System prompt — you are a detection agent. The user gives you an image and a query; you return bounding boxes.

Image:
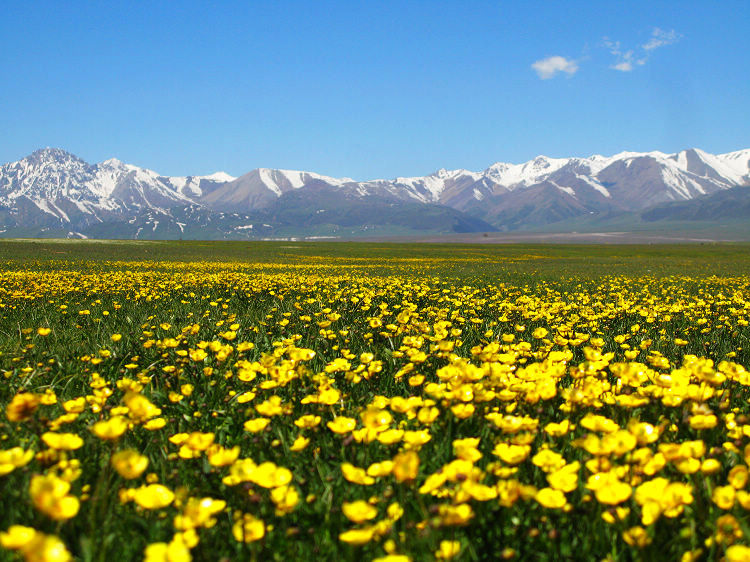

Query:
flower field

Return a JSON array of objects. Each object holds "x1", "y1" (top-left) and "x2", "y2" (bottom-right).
[{"x1": 1, "y1": 241, "x2": 750, "y2": 561}]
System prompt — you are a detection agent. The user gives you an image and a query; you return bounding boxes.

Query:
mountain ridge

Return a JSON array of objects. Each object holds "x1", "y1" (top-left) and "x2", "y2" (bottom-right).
[{"x1": 0, "y1": 147, "x2": 748, "y2": 238}]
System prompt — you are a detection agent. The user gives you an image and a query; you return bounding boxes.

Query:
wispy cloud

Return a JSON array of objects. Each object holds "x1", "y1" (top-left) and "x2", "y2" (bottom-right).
[
  {"x1": 531, "y1": 56, "x2": 579, "y2": 79},
  {"x1": 603, "y1": 39, "x2": 646, "y2": 72},
  {"x1": 643, "y1": 28, "x2": 681, "y2": 51},
  {"x1": 603, "y1": 28, "x2": 681, "y2": 72}
]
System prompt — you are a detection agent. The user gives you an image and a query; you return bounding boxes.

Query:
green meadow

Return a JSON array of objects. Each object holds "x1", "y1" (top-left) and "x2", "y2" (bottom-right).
[{"x1": 1, "y1": 240, "x2": 750, "y2": 561}]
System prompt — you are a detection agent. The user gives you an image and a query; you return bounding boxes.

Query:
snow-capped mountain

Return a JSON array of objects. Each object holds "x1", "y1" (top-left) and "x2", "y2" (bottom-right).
[
  {"x1": 197, "y1": 147, "x2": 749, "y2": 216},
  {"x1": 201, "y1": 168, "x2": 353, "y2": 211},
  {"x1": 0, "y1": 146, "x2": 748, "y2": 237},
  {"x1": 0, "y1": 148, "x2": 234, "y2": 227}
]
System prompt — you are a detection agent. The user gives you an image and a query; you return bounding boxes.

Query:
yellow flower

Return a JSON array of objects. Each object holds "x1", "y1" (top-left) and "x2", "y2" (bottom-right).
[
  {"x1": 220, "y1": 330, "x2": 236, "y2": 341},
  {"x1": 222, "y1": 458, "x2": 258, "y2": 486},
  {"x1": 451, "y1": 403, "x2": 475, "y2": 419},
  {"x1": 403, "y1": 430, "x2": 432, "y2": 447},
  {"x1": 189, "y1": 349, "x2": 208, "y2": 362},
  {"x1": 367, "y1": 461, "x2": 394, "y2": 478},
  {"x1": 689, "y1": 414, "x2": 717, "y2": 430},
  {"x1": 604, "y1": 430, "x2": 637, "y2": 456},
  {"x1": 729, "y1": 465, "x2": 749, "y2": 489},
  {"x1": 6, "y1": 392, "x2": 39, "y2": 422},
  {"x1": 30, "y1": 474, "x2": 80, "y2": 520},
  {"x1": 341, "y1": 463, "x2": 375, "y2": 486},
  {"x1": 0, "y1": 447, "x2": 34, "y2": 476},
  {"x1": 0, "y1": 525, "x2": 37, "y2": 550},
  {"x1": 462, "y1": 481, "x2": 498, "y2": 501},
  {"x1": 387, "y1": 501, "x2": 404, "y2": 520},
  {"x1": 713, "y1": 485, "x2": 736, "y2": 510},
  {"x1": 342, "y1": 500, "x2": 377, "y2": 523},
  {"x1": 111, "y1": 449, "x2": 149, "y2": 479},
  {"x1": 535, "y1": 488, "x2": 566, "y2": 509},
  {"x1": 41, "y1": 432, "x2": 84, "y2": 451},
  {"x1": 492, "y1": 443, "x2": 531, "y2": 465},
  {"x1": 289, "y1": 435, "x2": 310, "y2": 452},
  {"x1": 133, "y1": 484, "x2": 175, "y2": 509},
  {"x1": 63, "y1": 397, "x2": 86, "y2": 413},
  {"x1": 392, "y1": 450, "x2": 419, "y2": 483},
  {"x1": 727, "y1": 545, "x2": 750, "y2": 562},
  {"x1": 737, "y1": 490, "x2": 750, "y2": 509},
  {"x1": 207, "y1": 445, "x2": 240, "y2": 467},
  {"x1": 361, "y1": 408, "x2": 392, "y2": 430},
  {"x1": 317, "y1": 388, "x2": 341, "y2": 405},
  {"x1": 436, "y1": 540, "x2": 462, "y2": 559},
  {"x1": 546, "y1": 462, "x2": 580, "y2": 493},
  {"x1": 419, "y1": 472, "x2": 448, "y2": 495},
  {"x1": 327, "y1": 416, "x2": 357, "y2": 434},
  {"x1": 243, "y1": 418, "x2": 270, "y2": 433},
  {"x1": 338, "y1": 527, "x2": 375, "y2": 545},
  {"x1": 532, "y1": 449, "x2": 566, "y2": 472},
  {"x1": 0, "y1": 526, "x2": 71, "y2": 562},
  {"x1": 185, "y1": 432, "x2": 215, "y2": 451},
  {"x1": 270, "y1": 484, "x2": 299, "y2": 515},
  {"x1": 232, "y1": 513, "x2": 265, "y2": 542},
  {"x1": 377, "y1": 429, "x2": 404, "y2": 445},
  {"x1": 37, "y1": 327, "x2": 52, "y2": 336},
  {"x1": 91, "y1": 416, "x2": 129, "y2": 440},
  {"x1": 124, "y1": 392, "x2": 161, "y2": 422},
  {"x1": 294, "y1": 414, "x2": 321, "y2": 429},
  {"x1": 700, "y1": 458, "x2": 721, "y2": 474},
  {"x1": 143, "y1": 418, "x2": 167, "y2": 430},
  {"x1": 594, "y1": 479, "x2": 631, "y2": 505},
  {"x1": 622, "y1": 526, "x2": 651, "y2": 548},
  {"x1": 544, "y1": 420, "x2": 570, "y2": 437},
  {"x1": 635, "y1": 478, "x2": 693, "y2": 524},
  {"x1": 249, "y1": 462, "x2": 293, "y2": 488},
  {"x1": 438, "y1": 503, "x2": 474, "y2": 525},
  {"x1": 144, "y1": 535, "x2": 192, "y2": 562},
  {"x1": 580, "y1": 414, "x2": 619, "y2": 433},
  {"x1": 174, "y1": 497, "x2": 226, "y2": 530},
  {"x1": 236, "y1": 391, "x2": 255, "y2": 404},
  {"x1": 255, "y1": 396, "x2": 284, "y2": 417}
]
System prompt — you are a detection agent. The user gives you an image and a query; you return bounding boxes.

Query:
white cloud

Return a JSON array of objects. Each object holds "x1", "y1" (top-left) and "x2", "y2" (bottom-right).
[
  {"x1": 643, "y1": 28, "x2": 681, "y2": 51},
  {"x1": 603, "y1": 39, "x2": 621, "y2": 55},
  {"x1": 612, "y1": 61, "x2": 633, "y2": 72},
  {"x1": 606, "y1": 48, "x2": 646, "y2": 72},
  {"x1": 603, "y1": 28, "x2": 679, "y2": 72},
  {"x1": 531, "y1": 56, "x2": 579, "y2": 79}
]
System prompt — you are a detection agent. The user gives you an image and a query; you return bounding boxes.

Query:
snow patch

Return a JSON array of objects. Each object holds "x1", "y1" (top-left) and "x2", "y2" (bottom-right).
[
  {"x1": 485, "y1": 156, "x2": 569, "y2": 188},
  {"x1": 576, "y1": 175, "x2": 610, "y2": 198},
  {"x1": 548, "y1": 180, "x2": 575, "y2": 197}
]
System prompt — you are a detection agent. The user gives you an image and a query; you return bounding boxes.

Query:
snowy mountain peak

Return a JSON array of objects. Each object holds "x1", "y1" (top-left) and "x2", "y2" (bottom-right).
[
  {"x1": 28, "y1": 147, "x2": 82, "y2": 162},
  {"x1": 531, "y1": 155, "x2": 552, "y2": 165},
  {"x1": 716, "y1": 149, "x2": 750, "y2": 179},
  {"x1": 204, "y1": 172, "x2": 235, "y2": 183},
  {"x1": 0, "y1": 146, "x2": 748, "y2": 237}
]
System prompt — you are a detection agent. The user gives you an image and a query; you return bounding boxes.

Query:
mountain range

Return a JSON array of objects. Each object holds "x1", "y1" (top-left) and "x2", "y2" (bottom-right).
[{"x1": 0, "y1": 147, "x2": 748, "y2": 239}]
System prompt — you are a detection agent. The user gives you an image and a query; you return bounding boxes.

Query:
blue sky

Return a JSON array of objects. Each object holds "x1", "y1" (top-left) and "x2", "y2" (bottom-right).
[{"x1": 1, "y1": 1, "x2": 748, "y2": 179}]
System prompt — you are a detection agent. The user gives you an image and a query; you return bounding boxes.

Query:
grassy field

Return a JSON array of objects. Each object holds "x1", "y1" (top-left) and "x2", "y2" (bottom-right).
[{"x1": 1, "y1": 239, "x2": 750, "y2": 561}]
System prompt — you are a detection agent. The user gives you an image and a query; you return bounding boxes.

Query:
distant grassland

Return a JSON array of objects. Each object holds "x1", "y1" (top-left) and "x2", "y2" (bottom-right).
[
  {"x1": 2, "y1": 239, "x2": 750, "y2": 278},
  {"x1": 1, "y1": 240, "x2": 750, "y2": 561}
]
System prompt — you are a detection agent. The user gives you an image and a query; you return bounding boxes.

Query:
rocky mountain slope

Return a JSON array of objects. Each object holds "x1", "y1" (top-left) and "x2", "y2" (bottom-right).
[{"x1": 0, "y1": 147, "x2": 747, "y2": 238}]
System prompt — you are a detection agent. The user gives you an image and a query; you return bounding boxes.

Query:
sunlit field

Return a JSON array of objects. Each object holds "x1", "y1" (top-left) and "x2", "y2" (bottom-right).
[{"x1": 2, "y1": 240, "x2": 750, "y2": 561}]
